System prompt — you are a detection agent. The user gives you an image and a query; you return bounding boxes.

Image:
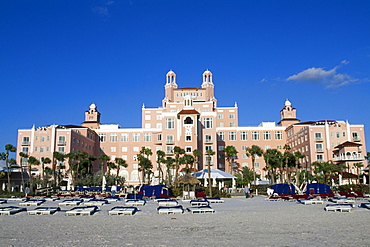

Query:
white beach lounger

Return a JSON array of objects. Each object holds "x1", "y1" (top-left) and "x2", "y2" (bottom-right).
[
  {"x1": 187, "y1": 206, "x2": 215, "y2": 214},
  {"x1": 330, "y1": 199, "x2": 356, "y2": 204},
  {"x1": 157, "y1": 206, "x2": 184, "y2": 214},
  {"x1": 59, "y1": 200, "x2": 82, "y2": 206},
  {"x1": 108, "y1": 206, "x2": 138, "y2": 215},
  {"x1": 0, "y1": 199, "x2": 7, "y2": 204},
  {"x1": 7, "y1": 197, "x2": 28, "y2": 202},
  {"x1": 27, "y1": 207, "x2": 61, "y2": 215},
  {"x1": 19, "y1": 200, "x2": 44, "y2": 206},
  {"x1": 298, "y1": 199, "x2": 324, "y2": 205},
  {"x1": 157, "y1": 200, "x2": 178, "y2": 207},
  {"x1": 66, "y1": 206, "x2": 97, "y2": 216},
  {"x1": 206, "y1": 198, "x2": 224, "y2": 203},
  {"x1": 125, "y1": 199, "x2": 146, "y2": 206},
  {"x1": 105, "y1": 197, "x2": 120, "y2": 202},
  {"x1": 0, "y1": 206, "x2": 26, "y2": 215},
  {"x1": 190, "y1": 200, "x2": 209, "y2": 206},
  {"x1": 84, "y1": 200, "x2": 108, "y2": 206},
  {"x1": 325, "y1": 204, "x2": 353, "y2": 212},
  {"x1": 44, "y1": 197, "x2": 60, "y2": 201}
]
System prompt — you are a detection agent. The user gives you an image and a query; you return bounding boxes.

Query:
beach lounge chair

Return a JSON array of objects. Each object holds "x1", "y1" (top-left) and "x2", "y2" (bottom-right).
[
  {"x1": 297, "y1": 199, "x2": 324, "y2": 205},
  {"x1": 0, "y1": 199, "x2": 7, "y2": 204},
  {"x1": 66, "y1": 206, "x2": 98, "y2": 216},
  {"x1": 157, "y1": 205, "x2": 184, "y2": 214},
  {"x1": 205, "y1": 197, "x2": 224, "y2": 203},
  {"x1": 325, "y1": 204, "x2": 354, "y2": 212},
  {"x1": 7, "y1": 197, "x2": 28, "y2": 202},
  {"x1": 187, "y1": 205, "x2": 215, "y2": 214},
  {"x1": 125, "y1": 199, "x2": 146, "y2": 206},
  {"x1": 84, "y1": 199, "x2": 108, "y2": 206},
  {"x1": 19, "y1": 199, "x2": 45, "y2": 206},
  {"x1": 0, "y1": 206, "x2": 27, "y2": 215},
  {"x1": 105, "y1": 196, "x2": 120, "y2": 202},
  {"x1": 27, "y1": 207, "x2": 61, "y2": 215},
  {"x1": 59, "y1": 199, "x2": 82, "y2": 206},
  {"x1": 190, "y1": 199, "x2": 209, "y2": 206},
  {"x1": 358, "y1": 203, "x2": 370, "y2": 209},
  {"x1": 157, "y1": 199, "x2": 178, "y2": 207},
  {"x1": 80, "y1": 196, "x2": 95, "y2": 202},
  {"x1": 108, "y1": 206, "x2": 138, "y2": 215},
  {"x1": 44, "y1": 196, "x2": 60, "y2": 201},
  {"x1": 328, "y1": 198, "x2": 355, "y2": 204}
]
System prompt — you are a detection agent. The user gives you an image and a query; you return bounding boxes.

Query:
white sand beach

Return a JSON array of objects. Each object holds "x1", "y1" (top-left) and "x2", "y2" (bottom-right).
[{"x1": 0, "y1": 196, "x2": 369, "y2": 246}]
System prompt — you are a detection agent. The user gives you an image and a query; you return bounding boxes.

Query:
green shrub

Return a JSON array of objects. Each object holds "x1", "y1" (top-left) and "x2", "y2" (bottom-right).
[
  {"x1": 250, "y1": 184, "x2": 271, "y2": 195},
  {"x1": 338, "y1": 184, "x2": 370, "y2": 194}
]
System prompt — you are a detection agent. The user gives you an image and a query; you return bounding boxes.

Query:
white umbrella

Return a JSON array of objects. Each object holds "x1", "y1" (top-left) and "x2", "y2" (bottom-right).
[{"x1": 102, "y1": 175, "x2": 106, "y2": 191}]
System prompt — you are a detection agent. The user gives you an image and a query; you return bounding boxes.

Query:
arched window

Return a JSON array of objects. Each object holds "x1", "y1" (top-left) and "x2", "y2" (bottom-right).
[{"x1": 184, "y1": 117, "x2": 193, "y2": 125}]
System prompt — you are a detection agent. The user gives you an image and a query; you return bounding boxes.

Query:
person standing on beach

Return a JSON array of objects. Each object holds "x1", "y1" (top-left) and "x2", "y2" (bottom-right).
[
  {"x1": 244, "y1": 186, "x2": 250, "y2": 198},
  {"x1": 111, "y1": 185, "x2": 117, "y2": 197}
]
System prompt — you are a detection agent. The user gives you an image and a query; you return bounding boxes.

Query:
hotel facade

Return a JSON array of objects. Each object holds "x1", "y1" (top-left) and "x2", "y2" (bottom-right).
[{"x1": 16, "y1": 70, "x2": 367, "y2": 185}]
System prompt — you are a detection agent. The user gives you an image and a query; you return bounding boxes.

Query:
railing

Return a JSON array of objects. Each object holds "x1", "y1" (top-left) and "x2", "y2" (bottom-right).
[
  {"x1": 332, "y1": 155, "x2": 364, "y2": 162},
  {"x1": 315, "y1": 137, "x2": 323, "y2": 141},
  {"x1": 352, "y1": 137, "x2": 361, "y2": 142},
  {"x1": 166, "y1": 140, "x2": 174, "y2": 144},
  {"x1": 316, "y1": 148, "x2": 324, "y2": 153},
  {"x1": 58, "y1": 141, "x2": 66, "y2": 145},
  {"x1": 204, "y1": 139, "x2": 213, "y2": 144},
  {"x1": 21, "y1": 141, "x2": 30, "y2": 145}
]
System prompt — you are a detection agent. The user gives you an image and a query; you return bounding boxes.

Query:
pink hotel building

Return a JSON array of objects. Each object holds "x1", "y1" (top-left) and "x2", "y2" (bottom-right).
[{"x1": 16, "y1": 70, "x2": 367, "y2": 185}]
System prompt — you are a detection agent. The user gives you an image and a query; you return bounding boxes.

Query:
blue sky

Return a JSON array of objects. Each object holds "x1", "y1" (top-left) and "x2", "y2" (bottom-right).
[{"x1": 1, "y1": 0, "x2": 370, "y2": 158}]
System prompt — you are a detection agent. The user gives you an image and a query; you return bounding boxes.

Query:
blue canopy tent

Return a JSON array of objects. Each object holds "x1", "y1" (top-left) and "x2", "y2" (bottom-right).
[
  {"x1": 140, "y1": 185, "x2": 171, "y2": 198},
  {"x1": 305, "y1": 183, "x2": 330, "y2": 194},
  {"x1": 270, "y1": 183, "x2": 295, "y2": 195}
]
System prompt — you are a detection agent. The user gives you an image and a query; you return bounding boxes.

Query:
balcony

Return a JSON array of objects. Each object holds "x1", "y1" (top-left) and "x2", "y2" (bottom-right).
[
  {"x1": 166, "y1": 140, "x2": 174, "y2": 145},
  {"x1": 332, "y1": 154, "x2": 364, "y2": 162},
  {"x1": 57, "y1": 141, "x2": 66, "y2": 145},
  {"x1": 204, "y1": 139, "x2": 213, "y2": 144},
  {"x1": 21, "y1": 141, "x2": 30, "y2": 146},
  {"x1": 316, "y1": 148, "x2": 324, "y2": 153},
  {"x1": 352, "y1": 137, "x2": 361, "y2": 142},
  {"x1": 315, "y1": 137, "x2": 323, "y2": 142}
]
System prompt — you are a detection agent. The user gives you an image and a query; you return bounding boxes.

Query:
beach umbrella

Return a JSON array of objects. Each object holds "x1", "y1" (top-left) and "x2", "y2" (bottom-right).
[{"x1": 102, "y1": 175, "x2": 106, "y2": 191}]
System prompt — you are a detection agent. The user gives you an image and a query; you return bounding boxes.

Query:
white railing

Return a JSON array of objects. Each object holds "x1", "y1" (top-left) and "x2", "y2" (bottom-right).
[
  {"x1": 332, "y1": 155, "x2": 364, "y2": 162},
  {"x1": 315, "y1": 137, "x2": 323, "y2": 141}
]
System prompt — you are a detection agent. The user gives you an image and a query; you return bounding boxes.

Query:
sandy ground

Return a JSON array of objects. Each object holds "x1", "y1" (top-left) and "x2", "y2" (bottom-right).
[{"x1": 0, "y1": 196, "x2": 369, "y2": 247}]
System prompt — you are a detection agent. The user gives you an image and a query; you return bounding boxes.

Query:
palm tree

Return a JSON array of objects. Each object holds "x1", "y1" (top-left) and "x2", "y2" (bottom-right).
[
  {"x1": 156, "y1": 150, "x2": 166, "y2": 184},
  {"x1": 27, "y1": 156, "x2": 40, "y2": 194},
  {"x1": 293, "y1": 151, "x2": 305, "y2": 186},
  {"x1": 98, "y1": 154, "x2": 110, "y2": 172},
  {"x1": 263, "y1": 149, "x2": 282, "y2": 184},
  {"x1": 245, "y1": 145, "x2": 264, "y2": 186},
  {"x1": 181, "y1": 154, "x2": 195, "y2": 174},
  {"x1": 192, "y1": 149, "x2": 202, "y2": 173},
  {"x1": 19, "y1": 152, "x2": 29, "y2": 192},
  {"x1": 139, "y1": 147, "x2": 153, "y2": 184},
  {"x1": 223, "y1": 145, "x2": 238, "y2": 174},
  {"x1": 67, "y1": 151, "x2": 89, "y2": 187},
  {"x1": 107, "y1": 161, "x2": 117, "y2": 175},
  {"x1": 53, "y1": 151, "x2": 65, "y2": 186},
  {"x1": 205, "y1": 149, "x2": 215, "y2": 197},
  {"x1": 173, "y1": 146, "x2": 185, "y2": 186},
  {"x1": 40, "y1": 157, "x2": 52, "y2": 180},
  {"x1": 114, "y1": 157, "x2": 127, "y2": 182},
  {"x1": 164, "y1": 157, "x2": 175, "y2": 186},
  {"x1": 3, "y1": 144, "x2": 16, "y2": 192}
]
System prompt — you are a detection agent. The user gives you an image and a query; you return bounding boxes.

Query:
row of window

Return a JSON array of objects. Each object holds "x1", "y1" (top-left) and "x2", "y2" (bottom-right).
[
  {"x1": 99, "y1": 133, "x2": 153, "y2": 143},
  {"x1": 218, "y1": 131, "x2": 283, "y2": 141}
]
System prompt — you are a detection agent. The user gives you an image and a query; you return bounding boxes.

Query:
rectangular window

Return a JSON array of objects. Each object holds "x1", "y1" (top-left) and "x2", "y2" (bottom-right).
[
  {"x1": 132, "y1": 133, "x2": 140, "y2": 142},
  {"x1": 22, "y1": 136, "x2": 30, "y2": 145},
  {"x1": 111, "y1": 147, "x2": 116, "y2": 152},
  {"x1": 229, "y1": 114, "x2": 235, "y2": 119},
  {"x1": 264, "y1": 131, "x2": 271, "y2": 140},
  {"x1": 156, "y1": 123, "x2": 162, "y2": 129},
  {"x1": 315, "y1": 132, "x2": 322, "y2": 141},
  {"x1": 40, "y1": 147, "x2": 44, "y2": 153},
  {"x1": 265, "y1": 145, "x2": 271, "y2": 150},
  {"x1": 316, "y1": 143, "x2": 323, "y2": 152},
  {"x1": 229, "y1": 132, "x2": 236, "y2": 141},
  {"x1": 58, "y1": 146, "x2": 65, "y2": 153},
  {"x1": 218, "y1": 114, "x2": 224, "y2": 119},
  {"x1": 241, "y1": 145, "x2": 248, "y2": 151},
  {"x1": 122, "y1": 155, "x2": 127, "y2": 160},
  {"x1": 242, "y1": 162, "x2": 248, "y2": 167},
  {"x1": 252, "y1": 131, "x2": 260, "y2": 140},
  {"x1": 110, "y1": 133, "x2": 117, "y2": 142},
  {"x1": 242, "y1": 154, "x2": 248, "y2": 159},
  {"x1": 316, "y1": 154, "x2": 323, "y2": 162},
  {"x1": 218, "y1": 122, "x2": 224, "y2": 127},
  {"x1": 185, "y1": 146, "x2": 192, "y2": 153},
  {"x1": 133, "y1": 147, "x2": 139, "y2": 152},
  {"x1": 157, "y1": 134, "x2": 162, "y2": 141},
  {"x1": 41, "y1": 136, "x2": 45, "y2": 142},
  {"x1": 144, "y1": 123, "x2": 151, "y2": 129},
  {"x1": 122, "y1": 147, "x2": 127, "y2": 152},
  {"x1": 205, "y1": 145, "x2": 212, "y2": 151},
  {"x1": 254, "y1": 162, "x2": 260, "y2": 168},
  {"x1": 22, "y1": 147, "x2": 29, "y2": 153},
  {"x1": 121, "y1": 133, "x2": 128, "y2": 142},
  {"x1": 156, "y1": 115, "x2": 163, "y2": 120},
  {"x1": 343, "y1": 132, "x2": 346, "y2": 137},
  {"x1": 144, "y1": 133, "x2": 152, "y2": 142},
  {"x1": 166, "y1": 118, "x2": 175, "y2": 129},
  {"x1": 240, "y1": 131, "x2": 248, "y2": 141},
  {"x1": 230, "y1": 122, "x2": 235, "y2": 127},
  {"x1": 205, "y1": 134, "x2": 212, "y2": 143},
  {"x1": 352, "y1": 132, "x2": 360, "y2": 141},
  {"x1": 218, "y1": 154, "x2": 225, "y2": 159},
  {"x1": 277, "y1": 145, "x2": 282, "y2": 150},
  {"x1": 218, "y1": 146, "x2": 224, "y2": 151},
  {"x1": 275, "y1": 131, "x2": 283, "y2": 140},
  {"x1": 166, "y1": 146, "x2": 174, "y2": 154},
  {"x1": 145, "y1": 115, "x2": 151, "y2": 120},
  {"x1": 58, "y1": 136, "x2": 66, "y2": 145},
  {"x1": 99, "y1": 133, "x2": 106, "y2": 142},
  {"x1": 186, "y1": 135, "x2": 192, "y2": 141},
  {"x1": 218, "y1": 132, "x2": 225, "y2": 141},
  {"x1": 166, "y1": 135, "x2": 174, "y2": 144},
  {"x1": 336, "y1": 132, "x2": 340, "y2": 138},
  {"x1": 203, "y1": 118, "x2": 213, "y2": 129}
]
